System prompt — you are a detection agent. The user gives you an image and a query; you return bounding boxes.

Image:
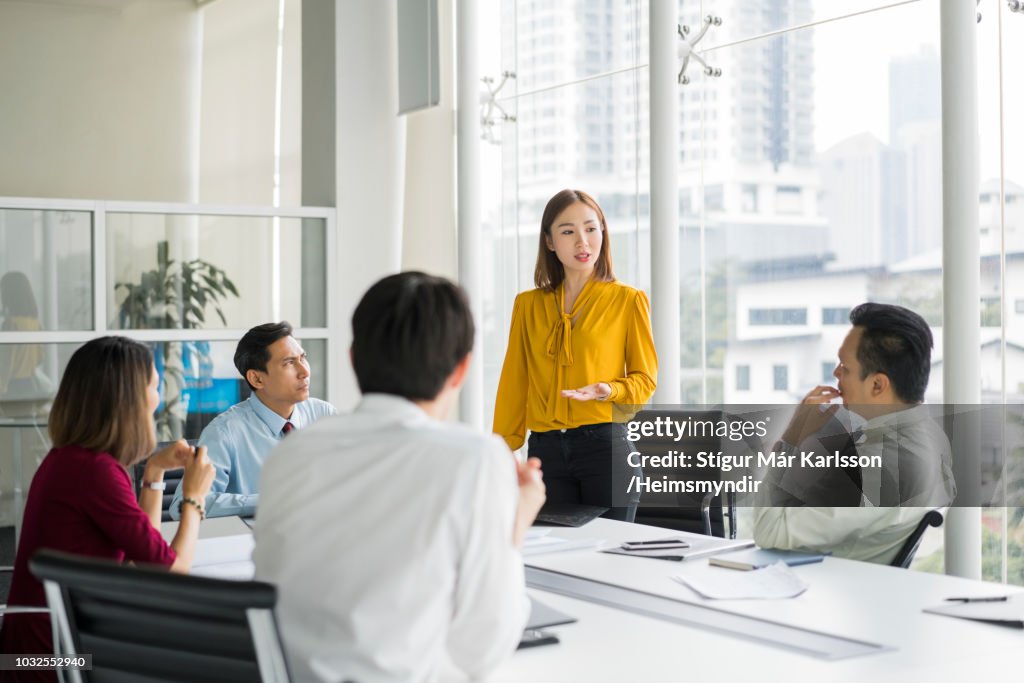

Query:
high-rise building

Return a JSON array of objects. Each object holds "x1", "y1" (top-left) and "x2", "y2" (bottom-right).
[
  {"x1": 889, "y1": 46, "x2": 941, "y2": 146},
  {"x1": 819, "y1": 133, "x2": 888, "y2": 268},
  {"x1": 888, "y1": 47, "x2": 942, "y2": 259},
  {"x1": 509, "y1": 0, "x2": 826, "y2": 265}
]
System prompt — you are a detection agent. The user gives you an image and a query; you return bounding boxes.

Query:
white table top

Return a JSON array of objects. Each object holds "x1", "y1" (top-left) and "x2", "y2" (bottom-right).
[
  {"x1": 172, "y1": 516, "x2": 1023, "y2": 682},
  {"x1": 488, "y1": 518, "x2": 1023, "y2": 683}
]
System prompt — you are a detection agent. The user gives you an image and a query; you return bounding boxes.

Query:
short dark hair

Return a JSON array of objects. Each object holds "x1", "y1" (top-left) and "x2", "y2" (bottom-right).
[
  {"x1": 534, "y1": 189, "x2": 615, "y2": 292},
  {"x1": 849, "y1": 303, "x2": 933, "y2": 403},
  {"x1": 50, "y1": 336, "x2": 155, "y2": 467},
  {"x1": 351, "y1": 272, "x2": 474, "y2": 401},
  {"x1": 234, "y1": 321, "x2": 294, "y2": 390}
]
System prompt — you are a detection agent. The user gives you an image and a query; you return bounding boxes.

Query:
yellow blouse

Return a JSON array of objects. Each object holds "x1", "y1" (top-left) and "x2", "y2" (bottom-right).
[{"x1": 493, "y1": 279, "x2": 658, "y2": 451}]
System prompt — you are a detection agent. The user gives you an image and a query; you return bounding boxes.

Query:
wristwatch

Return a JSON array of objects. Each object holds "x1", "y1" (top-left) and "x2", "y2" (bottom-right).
[{"x1": 143, "y1": 480, "x2": 167, "y2": 491}]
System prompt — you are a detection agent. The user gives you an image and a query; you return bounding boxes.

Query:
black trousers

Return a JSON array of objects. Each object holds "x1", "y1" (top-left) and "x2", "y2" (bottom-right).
[{"x1": 528, "y1": 422, "x2": 642, "y2": 523}]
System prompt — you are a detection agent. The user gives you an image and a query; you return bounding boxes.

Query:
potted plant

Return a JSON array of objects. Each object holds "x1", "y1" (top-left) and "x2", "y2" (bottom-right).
[{"x1": 115, "y1": 240, "x2": 239, "y2": 438}]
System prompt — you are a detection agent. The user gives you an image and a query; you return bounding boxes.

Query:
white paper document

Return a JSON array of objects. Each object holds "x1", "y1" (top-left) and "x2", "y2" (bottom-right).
[
  {"x1": 191, "y1": 560, "x2": 256, "y2": 580},
  {"x1": 193, "y1": 533, "x2": 255, "y2": 568},
  {"x1": 672, "y1": 562, "x2": 809, "y2": 600}
]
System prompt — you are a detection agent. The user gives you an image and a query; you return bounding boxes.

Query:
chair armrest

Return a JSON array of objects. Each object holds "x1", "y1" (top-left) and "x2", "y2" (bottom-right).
[{"x1": 699, "y1": 491, "x2": 714, "y2": 536}]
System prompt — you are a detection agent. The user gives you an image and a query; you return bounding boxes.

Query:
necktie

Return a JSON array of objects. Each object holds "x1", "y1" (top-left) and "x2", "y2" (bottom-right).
[{"x1": 281, "y1": 421, "x2": 294, "y2": 436}]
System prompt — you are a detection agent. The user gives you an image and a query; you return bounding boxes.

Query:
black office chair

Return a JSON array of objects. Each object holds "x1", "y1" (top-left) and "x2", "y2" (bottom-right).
[
  {"x1": 133, "y1": 439, "x2": 197, "y2": 521},
  {"x1": 30, "y1": 549, "x2": 291, "y2": 683},
  {"x1": 891, "y1": 509, "x2": 944, "y2": 569},
  {"x1": 631, "y1": 409, "x2": 738, "y2": 538}
]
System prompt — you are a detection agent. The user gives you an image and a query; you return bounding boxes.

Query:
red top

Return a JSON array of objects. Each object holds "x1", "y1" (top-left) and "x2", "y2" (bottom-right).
[{"x1": 0, "y1": 445, "x2": 176, "y2": 681}]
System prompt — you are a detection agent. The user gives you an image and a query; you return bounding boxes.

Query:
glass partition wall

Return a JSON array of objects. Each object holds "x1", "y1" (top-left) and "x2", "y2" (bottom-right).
[{"x1": 0, "y1": 199, "x2": 334, "y2": 527}]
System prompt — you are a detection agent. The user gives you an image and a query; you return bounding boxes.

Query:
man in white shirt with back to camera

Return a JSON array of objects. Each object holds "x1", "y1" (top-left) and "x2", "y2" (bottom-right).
[{"x1": 254, "y1": 271, "x2": 546, "y2": 683}]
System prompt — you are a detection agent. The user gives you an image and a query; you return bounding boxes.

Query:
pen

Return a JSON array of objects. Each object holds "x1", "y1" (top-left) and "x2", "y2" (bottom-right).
[{"x1": 944, "y1": 596, "x2": 1009, "y2": 603}]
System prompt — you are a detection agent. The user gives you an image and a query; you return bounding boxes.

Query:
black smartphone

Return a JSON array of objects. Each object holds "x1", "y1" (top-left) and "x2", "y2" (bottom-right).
[
  {"x1": 518, "y1": 629, "x2": 560, "y2": 649},
  {"x1": 620, "y1": 538, "x2": 690, "y2": 550}
]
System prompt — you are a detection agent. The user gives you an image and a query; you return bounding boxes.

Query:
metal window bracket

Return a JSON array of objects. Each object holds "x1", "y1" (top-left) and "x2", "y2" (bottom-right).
[
  {"x1": 677, "y1": 15, "x2": 723, "y2": 85},
  {"x1": 480, "y1": 71, "x2": 517, "y2": 144}
]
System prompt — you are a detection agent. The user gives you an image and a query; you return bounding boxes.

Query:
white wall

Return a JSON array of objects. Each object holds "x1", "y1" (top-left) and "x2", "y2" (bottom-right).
[
  {"x1": 401, "y1": 0, "x2": 457, "y2": 281},
  {"x1": 0, "y1": 0, "x2": 199, "y2": 201},
  {"x1": 199, "y1": 0, "x2": 303, "y2": 206}
]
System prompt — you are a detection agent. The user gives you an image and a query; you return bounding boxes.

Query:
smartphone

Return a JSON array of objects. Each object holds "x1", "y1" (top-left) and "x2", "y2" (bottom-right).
[
  {"x1": 518, "y1": 630, "x2": 560, "y2": 649},
  {"x1": 620, "y1": 538, "x2": 690, "y2": 550}
]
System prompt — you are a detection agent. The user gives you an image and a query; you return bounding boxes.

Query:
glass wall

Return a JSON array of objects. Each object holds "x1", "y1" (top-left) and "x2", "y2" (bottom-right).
[
  {"x1": 106, "y1": 213, "x2": 327, "y2": 331},
  {"x1": 481, "y1": 0, "x2": 649, "y2": 431},
  {"x1": 0, "y1": 199, "x2": 335, "y2": 527},
  {"x1": 0, "y1": 209, "x2": 93, "y2": 333},
  {"x1": 482, "y1": 0, "x2": 1024, "y2": 580},
  {"x1": 976, "y1": 0, "x2": 1024, "y2": 584}
]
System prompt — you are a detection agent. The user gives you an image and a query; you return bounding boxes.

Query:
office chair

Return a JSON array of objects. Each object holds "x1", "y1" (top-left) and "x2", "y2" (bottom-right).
[
  {"x1": 133, "y1": 439, "x2": 198, "y2": 521},
  {"x1": 891, "y1": 509, "x2": 944, "y2": 569},
  {"x1": 31, "y1": 549, "x2": 291, "y2": 683},
  {"x1": 631, "y1": 409, "x2": 738, "y2": 538}
]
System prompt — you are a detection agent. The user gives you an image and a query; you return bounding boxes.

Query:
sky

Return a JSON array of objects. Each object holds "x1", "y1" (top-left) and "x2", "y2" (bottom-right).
[{"x1": 811, "y1": 0, "x2": 1023, "y2": 185}]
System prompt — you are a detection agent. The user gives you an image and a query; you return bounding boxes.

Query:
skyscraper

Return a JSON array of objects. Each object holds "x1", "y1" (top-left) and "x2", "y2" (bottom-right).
[{"x1": 509, "y1": 0, "x2": 826, "y2": 265}]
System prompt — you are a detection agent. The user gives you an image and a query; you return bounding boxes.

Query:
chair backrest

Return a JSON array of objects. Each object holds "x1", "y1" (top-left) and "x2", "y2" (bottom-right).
[
  {"x1": 891, "y1": 509, "x2": 944, "y2": 568},
  {"x1": 133, "y1": 439, "x2": 197, "y2": 521},
  {"x1": 630, "y1": 409, "x2": 737, "y2": 537},
  {"x1": 31, "y1": 550, "x2": 291, "y2": 683}
]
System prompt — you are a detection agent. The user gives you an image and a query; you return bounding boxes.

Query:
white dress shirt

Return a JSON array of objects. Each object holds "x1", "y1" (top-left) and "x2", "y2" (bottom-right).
[{"x1": 253, "y1": 394, "x2": 529, "y2": 683}]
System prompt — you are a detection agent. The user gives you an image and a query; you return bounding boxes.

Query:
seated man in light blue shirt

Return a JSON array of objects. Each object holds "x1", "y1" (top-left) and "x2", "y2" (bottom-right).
[{"x1": 170, "y1": 321, "x2": 335, "y2": 519}]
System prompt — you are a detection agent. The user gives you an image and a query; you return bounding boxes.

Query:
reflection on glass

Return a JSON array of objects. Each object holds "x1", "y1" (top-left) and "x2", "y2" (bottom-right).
[
  {"x1": 0, "y1": 341, "x2": 59, "y2": 419},
  {"x1": 150, "y1": 337, "x2": 328, "y2": 442},
  {"x1": 0, "y1": 209, "x2": 93, "y2": 331},
  {"x1": 0, "y1": 343, "x2": 72, "y2": 528},
  {"x1": 107, "y1": 213, "x2": 327, "y2": 330},
  {"x1": 0, "y1": 272, "x2": 48, "y2": 411}
]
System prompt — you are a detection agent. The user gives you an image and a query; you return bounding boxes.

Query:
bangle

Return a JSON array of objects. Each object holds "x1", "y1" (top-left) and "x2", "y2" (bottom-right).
[
  {"x1": 142, "y1": 480, "x2": 166, "y2": 491},
  {"x1": 180, "y1": 496, "x2": 205, "y2": 521}
]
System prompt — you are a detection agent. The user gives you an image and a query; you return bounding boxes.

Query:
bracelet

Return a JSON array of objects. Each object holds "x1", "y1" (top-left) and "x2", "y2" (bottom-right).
[
  {"x1": 142, "y1": 480, "x2": 166, "y2": 491},
  {"x1": 180, "y1": 497, "x2": 205, "y2": 521}
]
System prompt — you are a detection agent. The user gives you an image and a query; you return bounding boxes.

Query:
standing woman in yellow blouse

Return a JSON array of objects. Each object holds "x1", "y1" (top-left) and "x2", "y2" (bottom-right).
[{"x1": 494, "y1": 189, "x2": 657, "y2": 522}]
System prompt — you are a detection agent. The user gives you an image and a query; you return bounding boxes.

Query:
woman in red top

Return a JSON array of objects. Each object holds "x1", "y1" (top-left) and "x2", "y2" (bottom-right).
[{"x1": 0, "y1": 336, "x2": 215, "y2": 681}]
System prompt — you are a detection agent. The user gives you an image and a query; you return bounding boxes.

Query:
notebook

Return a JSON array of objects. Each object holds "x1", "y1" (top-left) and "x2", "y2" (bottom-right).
[{"x1": 709, "y1": 548, "x2": 827, "y2": 571}]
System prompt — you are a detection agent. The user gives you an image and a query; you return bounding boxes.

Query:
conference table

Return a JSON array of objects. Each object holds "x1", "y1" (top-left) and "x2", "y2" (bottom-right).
[
  {"x1": 495, "y1": 518, "x2": 1022, "y2": 683},
  {"x1": 173, "y1": 516, "x2": 1023, "y2": 682}
]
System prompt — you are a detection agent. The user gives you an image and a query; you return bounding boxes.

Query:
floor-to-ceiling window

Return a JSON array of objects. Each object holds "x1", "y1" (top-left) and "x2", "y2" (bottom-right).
[{"x1": 480, "y1": 0, "x2": 1024, "y2": 581}]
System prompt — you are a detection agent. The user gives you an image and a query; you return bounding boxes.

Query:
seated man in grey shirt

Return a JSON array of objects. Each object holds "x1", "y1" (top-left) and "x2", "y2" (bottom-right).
[
  {"x1": 754, "y1": 303, "x2": 956, "y2": 564},
  {"x1": 170, "y1": 321, "x2": 334, "y2": 519}
]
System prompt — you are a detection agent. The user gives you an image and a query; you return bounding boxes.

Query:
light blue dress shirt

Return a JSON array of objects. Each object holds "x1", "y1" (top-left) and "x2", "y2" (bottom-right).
[{"x1": 169, "y1": 393, "x2": 335, "y2": 519}]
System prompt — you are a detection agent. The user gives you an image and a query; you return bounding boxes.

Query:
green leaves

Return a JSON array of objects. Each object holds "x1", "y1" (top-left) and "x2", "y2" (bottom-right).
[{"x1": 114, "y1": 240, "x2": 240, "y2": 331}]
